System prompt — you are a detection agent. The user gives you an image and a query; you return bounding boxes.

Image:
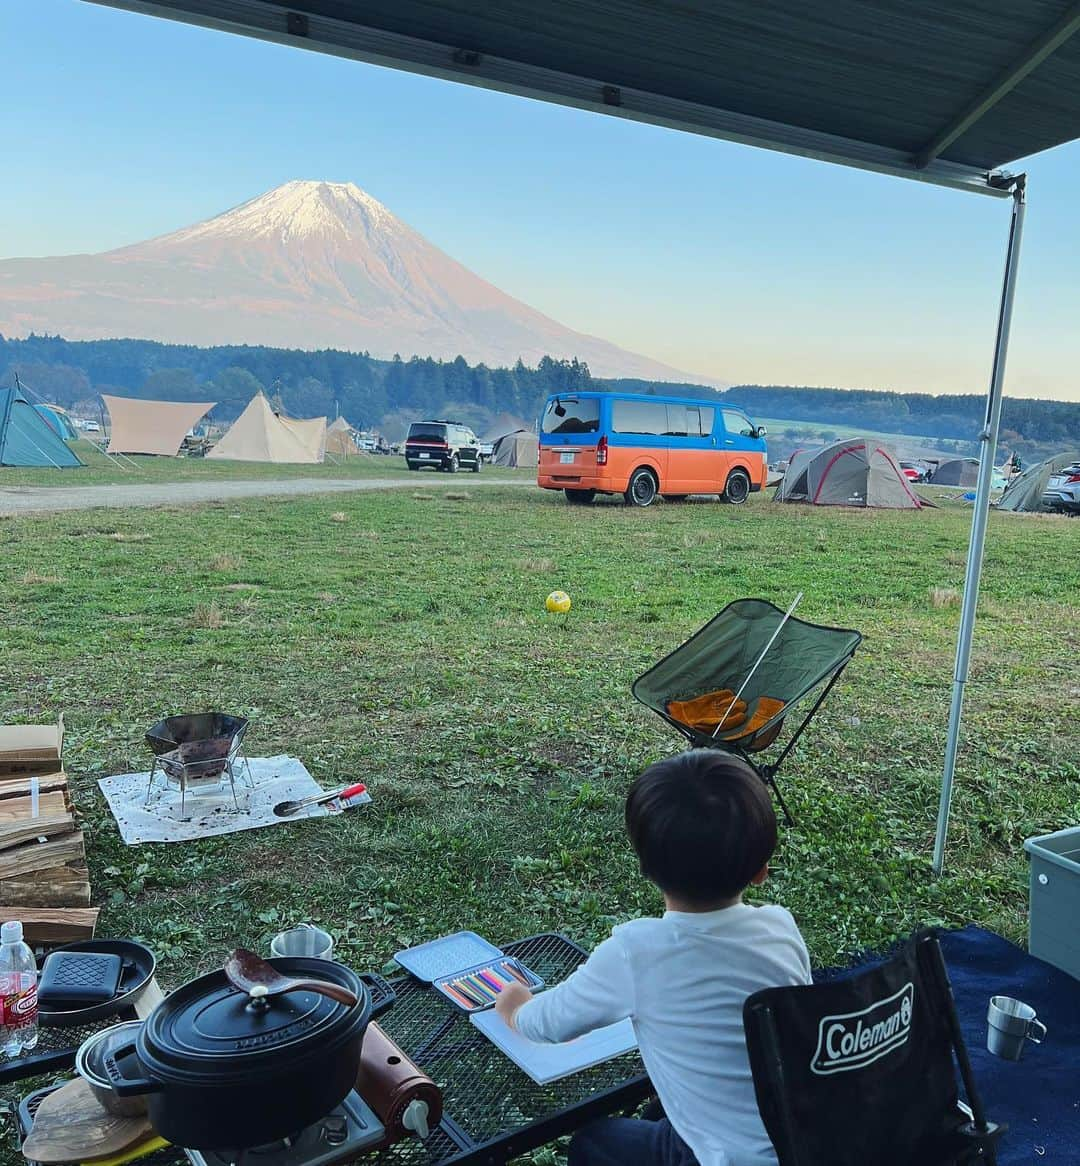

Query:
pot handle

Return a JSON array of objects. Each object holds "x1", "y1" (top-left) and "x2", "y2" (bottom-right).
[{"x1": 101, "y1": 1040, "x2": 162, "y2": 1097}]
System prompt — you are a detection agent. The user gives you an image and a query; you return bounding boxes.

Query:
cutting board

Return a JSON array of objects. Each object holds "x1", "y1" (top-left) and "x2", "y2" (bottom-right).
[{"x1": 21, "y1": 1078, "x2": 154, "y2": 1164}]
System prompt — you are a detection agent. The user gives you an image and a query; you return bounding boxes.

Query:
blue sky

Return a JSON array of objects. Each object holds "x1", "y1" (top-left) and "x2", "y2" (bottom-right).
[{"x1": 3, "y1": 1, "x2": 1080, "y2": 401}]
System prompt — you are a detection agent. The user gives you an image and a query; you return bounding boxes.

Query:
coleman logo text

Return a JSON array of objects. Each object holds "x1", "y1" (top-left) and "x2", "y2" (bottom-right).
[{"x1": 811, "y1": 982, "x2": 914, "y2": 1075}]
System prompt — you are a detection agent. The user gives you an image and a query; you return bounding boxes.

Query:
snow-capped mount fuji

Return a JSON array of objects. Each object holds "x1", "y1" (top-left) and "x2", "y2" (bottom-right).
[{"x1": 0, "y1": 180, "x2": 712, "y2": 383}]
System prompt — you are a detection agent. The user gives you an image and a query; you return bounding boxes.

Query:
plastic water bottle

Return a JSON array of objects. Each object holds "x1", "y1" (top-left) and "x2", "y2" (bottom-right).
[{"x1": 0, "y1": 921, "x2": 38, "y2": 1056}]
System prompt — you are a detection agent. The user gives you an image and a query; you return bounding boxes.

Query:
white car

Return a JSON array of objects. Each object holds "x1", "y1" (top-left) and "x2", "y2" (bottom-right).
[
  {"x1": 1043, "y1": 462, "x2": 1080, "y2": 515},
  {"x1": 84, "y1": 420, "x2": 101, "y2": 432}
]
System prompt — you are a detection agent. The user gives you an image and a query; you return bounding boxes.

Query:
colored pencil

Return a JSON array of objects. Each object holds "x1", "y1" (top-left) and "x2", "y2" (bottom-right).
[
  {"x1": 441, "y1": 981, "x2": 475, "y2": 1008},
  {"x1": 477, "y1": 969, "x2": 504, "y2": 993},
  {"x1": 465, "y1": 974, "x2": 497, "y2": 1001},
  {"x1": 453, "y1": 978, "x2": 486, "y2": 1005},
  {"x1": 502, "y1": 960, "x2": 531, "y2": 986}
]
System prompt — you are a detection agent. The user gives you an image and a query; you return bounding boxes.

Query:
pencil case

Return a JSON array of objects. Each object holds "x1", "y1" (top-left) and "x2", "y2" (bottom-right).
[{"x1": 433, "y1": 957, "x2": 544, "y2": 1013}]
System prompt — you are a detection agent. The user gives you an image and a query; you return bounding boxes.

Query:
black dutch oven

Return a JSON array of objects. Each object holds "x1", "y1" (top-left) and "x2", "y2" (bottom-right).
[{"x1": 103, "y1": 957, "x2": 371, "y2": 1150}]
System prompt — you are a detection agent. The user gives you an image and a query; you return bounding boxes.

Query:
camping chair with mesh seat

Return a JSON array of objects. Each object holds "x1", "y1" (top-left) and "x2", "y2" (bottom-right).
[
  {"x1": 743, "y1": 930, "x2": 1004, "y2": 1166},
  {"x1": 631, "y1": 599, "x2": 861, "y2": 823}
]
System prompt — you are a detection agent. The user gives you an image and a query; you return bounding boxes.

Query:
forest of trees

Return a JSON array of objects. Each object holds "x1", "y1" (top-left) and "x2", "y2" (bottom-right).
[{"x1": 3, "y1": 334, "x2": 1077, "y2": 452}]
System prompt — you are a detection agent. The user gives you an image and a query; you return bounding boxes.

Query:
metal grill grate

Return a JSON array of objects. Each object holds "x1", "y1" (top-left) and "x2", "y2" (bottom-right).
[{"x1": 16, "y1": 935, "x2": 647, "y2": 1166}]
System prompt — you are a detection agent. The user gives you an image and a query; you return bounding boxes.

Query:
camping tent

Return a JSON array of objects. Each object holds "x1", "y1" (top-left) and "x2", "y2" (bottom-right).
[
  {"x1": 997, "y1": 452, "x2": 1080, "y2": 513},
  {"x1": 34, "y1": 404, "x2": 79, "y2": 441},
  {"x1": 0, "y1": 387, "x2": 83, "y2": 467},
  {"x1": 103, "y1": 395, "x2": 216, "y2": 456},
  {"x1": 774, "y1": 438, "x2": 922, "y2": 509},
  {"x1": 207, "y1": 392, "x2": 326, "y2": 463},
  {"x1": 325, "y1": 416, "x2": 358, "y2": 457},
  {"x1": 932, "y1": 457, "x2": 980, "y2": 487},
  {"x1": 491, "y1": 429, "x2": 538, "y2": 468}
]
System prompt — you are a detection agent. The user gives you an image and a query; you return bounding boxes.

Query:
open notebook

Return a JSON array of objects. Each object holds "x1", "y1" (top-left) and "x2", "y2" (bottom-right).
[{"x1": 470, "y1": 1010, "x2": 637, "y2": 1084}]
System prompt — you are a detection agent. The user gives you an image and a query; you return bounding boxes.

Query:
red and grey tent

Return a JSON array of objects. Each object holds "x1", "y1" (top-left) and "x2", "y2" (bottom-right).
[{"x1": 774, "y1": 438, "x2": 922, "y2": 509}]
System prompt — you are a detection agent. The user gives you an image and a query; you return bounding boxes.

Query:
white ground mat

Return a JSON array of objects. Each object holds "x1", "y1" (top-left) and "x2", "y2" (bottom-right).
[{"x1": 98, "y1": 755, "x2": 333, "y2": 845}]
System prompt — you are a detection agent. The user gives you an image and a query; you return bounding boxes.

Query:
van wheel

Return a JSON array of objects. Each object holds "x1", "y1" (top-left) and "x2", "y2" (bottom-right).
[
  {"x1": 565, "y1": 489, "x2": 596, "y2": 505},
  {"x1": 446, "y1": 455, "x2": 459, "y2": 473},
  {"x1": 662, "y1": 495, "x2": 688, "y2": 503},
  {"x1": 723, "y1": 469, "x2": 751, "y2": 504},
  {"x1": 625, "y1": 468, "x2": 658, "y2": 507},
  {"x1": 472, "y1": 456, "x2": 482, "y2": 473}
]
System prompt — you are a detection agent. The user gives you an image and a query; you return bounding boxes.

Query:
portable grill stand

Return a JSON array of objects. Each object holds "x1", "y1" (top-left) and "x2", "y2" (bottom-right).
[{"x1": 144, "y1": 742, "x2": 254, "y2": 816}]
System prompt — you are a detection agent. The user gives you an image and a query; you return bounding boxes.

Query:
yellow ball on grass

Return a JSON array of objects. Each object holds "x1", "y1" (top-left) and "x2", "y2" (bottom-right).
[{"x1": 546, "y1": 590, "x2": 572, "y2": 614}]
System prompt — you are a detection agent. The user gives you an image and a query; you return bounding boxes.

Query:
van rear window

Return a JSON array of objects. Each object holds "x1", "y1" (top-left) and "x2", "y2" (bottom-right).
[
  {"x1": 542, "y1": 398, "x2": 600, "y2": 435},
  {"x1": 408, "y1": 424, "x2": 447, "y2": 440}
]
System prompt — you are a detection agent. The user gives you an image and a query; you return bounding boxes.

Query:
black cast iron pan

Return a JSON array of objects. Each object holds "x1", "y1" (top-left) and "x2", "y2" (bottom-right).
[{"x1": 39, "y1": 939, "x2": 156, "y2": 1028}]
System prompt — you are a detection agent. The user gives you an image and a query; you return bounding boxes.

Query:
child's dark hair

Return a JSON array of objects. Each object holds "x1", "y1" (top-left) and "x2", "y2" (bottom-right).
[{"x1": 625, "y1": 750, "x2": 777, "y2": 905}]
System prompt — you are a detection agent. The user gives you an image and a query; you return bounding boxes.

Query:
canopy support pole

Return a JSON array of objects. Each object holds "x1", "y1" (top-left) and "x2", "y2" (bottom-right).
[{"x1": 932, "y1": 177, "x2": 1026, "y2": 876}]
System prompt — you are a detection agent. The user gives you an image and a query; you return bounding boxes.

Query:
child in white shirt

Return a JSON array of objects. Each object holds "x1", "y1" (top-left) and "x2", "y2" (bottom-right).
[{"x1": 494, "y1": 750, "x2": 811, "y2": 1166}]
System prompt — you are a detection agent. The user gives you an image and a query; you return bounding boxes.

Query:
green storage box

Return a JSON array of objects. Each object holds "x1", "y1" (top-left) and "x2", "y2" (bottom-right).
[{"x1": 1024, "y1": 826, "x2": 1080, "y2": 981}]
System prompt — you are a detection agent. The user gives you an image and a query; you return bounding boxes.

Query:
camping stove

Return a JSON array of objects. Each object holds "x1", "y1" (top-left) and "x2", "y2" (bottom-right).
[
  {"x1": 144, "y1": 712, "x2": 254, "y2": 815},
  {"x1": 183, "y1": 1091, "x2": 386, "y2": 1166}
]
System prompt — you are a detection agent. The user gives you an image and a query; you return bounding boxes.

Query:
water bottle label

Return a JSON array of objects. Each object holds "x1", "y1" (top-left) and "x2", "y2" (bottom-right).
[{"x1": 0, "y1": 983, "x2": 37, "y2": 1025}]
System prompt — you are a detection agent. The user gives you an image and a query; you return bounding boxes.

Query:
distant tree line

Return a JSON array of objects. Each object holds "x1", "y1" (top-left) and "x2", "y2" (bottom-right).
[{"x1": 3, "y1": 334, "x2": 1077, "y2": 451}]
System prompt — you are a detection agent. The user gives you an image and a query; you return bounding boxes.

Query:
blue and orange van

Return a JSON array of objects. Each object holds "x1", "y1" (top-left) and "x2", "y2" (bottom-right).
[{"x1": 537, "y1": 391, "x2": 767, "y2": 506}]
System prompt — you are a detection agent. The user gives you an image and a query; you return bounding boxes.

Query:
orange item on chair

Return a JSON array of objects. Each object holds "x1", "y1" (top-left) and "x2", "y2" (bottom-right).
[
  {"x1": 720, "y1": 697, "x2": 786, "y2": 743},
  {"x1": 667, "y1": 690, "x2": 748, "y2": 733}
]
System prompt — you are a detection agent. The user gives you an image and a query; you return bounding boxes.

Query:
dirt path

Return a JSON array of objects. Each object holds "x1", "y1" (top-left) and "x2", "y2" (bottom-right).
[{"x1": 0, "y1": 476, "x2": 532, "y2": 515}]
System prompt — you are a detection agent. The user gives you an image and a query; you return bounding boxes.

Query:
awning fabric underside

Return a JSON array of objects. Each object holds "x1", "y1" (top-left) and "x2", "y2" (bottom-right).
[{"x1": 89, "y1": 1, "x2": 1080, "y2": 193}]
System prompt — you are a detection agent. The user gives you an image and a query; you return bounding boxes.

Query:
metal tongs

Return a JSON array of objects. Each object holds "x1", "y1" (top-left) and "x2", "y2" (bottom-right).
[{"x1": 272, "y1": 781, "x2": 366, "y2": 817}]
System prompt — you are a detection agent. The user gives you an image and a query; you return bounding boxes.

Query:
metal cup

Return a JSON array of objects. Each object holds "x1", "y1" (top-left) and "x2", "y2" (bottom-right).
[
  {"x1": 986, "y1": 995, "x2": 1046, "y2": 1061},
  {"x1": 270, "y1": 924, "x2": 334, "y2": 960}
]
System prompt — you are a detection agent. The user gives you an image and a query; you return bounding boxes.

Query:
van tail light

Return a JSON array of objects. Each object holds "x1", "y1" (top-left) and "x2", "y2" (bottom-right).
[
  {"x1": 1067, "y1": 473, "x2": 1080, "y2": 483},
  {"x1": 596, "y1": 435, "x2": 608, "y2": 466}
]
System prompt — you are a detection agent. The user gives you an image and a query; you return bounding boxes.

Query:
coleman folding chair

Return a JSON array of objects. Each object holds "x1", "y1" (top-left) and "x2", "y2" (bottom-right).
[
  {"x1": 631, "y1": 599, "x2": 861, "y2": 823},
  {"x1": 743, "y1": 930, "x2": 1004, "y2": 1166}
]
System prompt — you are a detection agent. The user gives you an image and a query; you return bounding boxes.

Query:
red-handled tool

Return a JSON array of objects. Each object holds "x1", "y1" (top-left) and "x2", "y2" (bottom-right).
[{"x1": 273, "y1": 782, "x2": 367, "y2": 818}]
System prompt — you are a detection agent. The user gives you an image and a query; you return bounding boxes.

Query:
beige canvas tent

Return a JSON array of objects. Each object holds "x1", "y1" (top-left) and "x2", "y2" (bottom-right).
[
  {"x1": 491, "y1": 429, "x2": 538, "y2": 468},
  {"x1": 103, "y1": 395, "x2": 215, "y2": 456},
  {"x1": 207, "y1": 392, "x2": 326, "y2": 463},
  {"x1": 325, "y1": 416, "x2": 358, "y2": 457}
]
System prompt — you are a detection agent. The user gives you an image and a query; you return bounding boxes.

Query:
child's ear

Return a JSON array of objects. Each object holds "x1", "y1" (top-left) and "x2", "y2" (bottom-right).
[{"x1": 749, "y1": 863, "x2": 769, "y2": 887}]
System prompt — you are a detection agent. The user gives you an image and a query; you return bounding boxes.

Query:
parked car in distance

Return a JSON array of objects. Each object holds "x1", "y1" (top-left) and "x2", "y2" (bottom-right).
[
  {"x1": 1043, "y1": 462, "x2": 1080, "y2": 514},
  {"x1": 478, "y1": 441, "x2": 495, "y2": 463},
  {"x1": 899, "y1": 461, "x2": 926, "y2": 482},
  {"x1": 404, "y1": 420, "x2": 482, "y2": 473},
  {"x1": 84, "y1": 420, "x2": 101, "y2": 432}
]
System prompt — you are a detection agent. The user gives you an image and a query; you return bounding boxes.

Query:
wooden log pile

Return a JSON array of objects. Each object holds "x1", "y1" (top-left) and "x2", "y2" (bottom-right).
[{"x1": 0, "y1": 718, "x2": 97, "y2": 943}]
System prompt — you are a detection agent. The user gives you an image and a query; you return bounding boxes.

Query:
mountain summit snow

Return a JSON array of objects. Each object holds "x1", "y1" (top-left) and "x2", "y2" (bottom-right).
[{"x1": 0, "y1": 180, "x2": 711, "y2": 383}]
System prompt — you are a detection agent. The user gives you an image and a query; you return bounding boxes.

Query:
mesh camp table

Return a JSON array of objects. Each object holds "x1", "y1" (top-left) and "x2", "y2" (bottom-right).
[{"x1": 12, "y1": 933, "x2": 651, "y2": 1166}]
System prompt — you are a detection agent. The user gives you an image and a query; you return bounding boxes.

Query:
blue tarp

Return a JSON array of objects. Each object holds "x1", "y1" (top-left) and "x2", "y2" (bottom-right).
[{"x1": 0, "y1": 388, "x2": 83, "y2": 467}]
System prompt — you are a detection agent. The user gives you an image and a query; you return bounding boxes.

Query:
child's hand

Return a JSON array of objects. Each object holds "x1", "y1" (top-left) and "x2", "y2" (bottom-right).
[{"x1": 494, "y1": 982, "x2": 532, "y2": 1029}]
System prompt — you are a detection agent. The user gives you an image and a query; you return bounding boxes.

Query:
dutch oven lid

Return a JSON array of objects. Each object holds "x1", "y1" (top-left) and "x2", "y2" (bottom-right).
[{"x1": 139, "y1": 958, "x2": 369, "y2": 1083}]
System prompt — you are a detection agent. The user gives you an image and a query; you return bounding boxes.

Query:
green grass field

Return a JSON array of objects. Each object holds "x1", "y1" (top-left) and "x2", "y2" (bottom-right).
[{"x1": 3, "y1": 485, "x2": 1077, "y2": 985}]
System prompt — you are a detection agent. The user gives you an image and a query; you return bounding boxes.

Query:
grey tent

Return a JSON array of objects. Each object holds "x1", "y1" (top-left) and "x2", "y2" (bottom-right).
[
  {"x1": 932, "y1": 457, "x2": 980, "y2": 487},
  {"x1": 774, "y1": 437, "x2": 922, "y2": 509},
  {"x1": 997, "y1": 452, "x2": 1080, "y2": 513},
  {"x1": 491, "y1": 429, "x2": 538, "y2": 468}
]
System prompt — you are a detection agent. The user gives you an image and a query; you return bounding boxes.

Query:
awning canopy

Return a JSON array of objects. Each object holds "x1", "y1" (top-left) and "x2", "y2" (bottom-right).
[
  {"x1": 89, "y1": 1, "x2": 1080, "y2": 195},
  {"x1": 103, "y1": 394, "x2": 216, "y2": 456}
]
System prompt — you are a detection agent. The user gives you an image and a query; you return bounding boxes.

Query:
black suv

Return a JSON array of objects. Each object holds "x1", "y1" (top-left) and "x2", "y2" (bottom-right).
[{"x1": 404, "y1": 421, "x2": 482, "y2": 472}]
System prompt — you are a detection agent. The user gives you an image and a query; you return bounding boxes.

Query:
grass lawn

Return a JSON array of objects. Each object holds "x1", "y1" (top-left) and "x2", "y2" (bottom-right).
[{"x1": 0, "y1": 485, "x2": 1077, "y2": 1151}]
